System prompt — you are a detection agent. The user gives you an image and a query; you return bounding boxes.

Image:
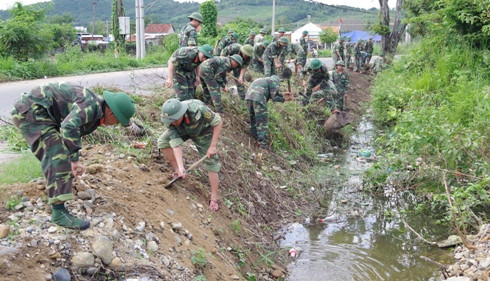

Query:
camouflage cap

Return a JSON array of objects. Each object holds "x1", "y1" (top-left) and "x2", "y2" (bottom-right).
[
  {"x1": 103, "y1": 91, "x2": 135, "y2": 126},
  {"x1": 160, "y1": 99, "x2": 188, "y2": 126},
  {"x1": 250, "y1": 30, "x2": 256, "y2": 36},
  {"x1": 302, "y1": 30, "x2": 308, "y2": 35},
  {"x1": 278, "y1": 27, "x2": 286, "y2": 33},
  {"x1": 232, "y1": 32, "x2": 239, "y2": 40},
  {"x1": 188, "y1": 12, "x2": 203, "y2": 23},
  {"x1": 259, "y1": 28, "x2": 267, "y2": 34},
  {"x1": 230, "y1": 54, "x2": 243, "y2": 66},
  {"x1": 278, "y1": 37, "x2": 289, "y2": 44},
  {"x1": 198, "y1": 44, "x2": 214, "y2": 58},
  {"x1": 310, "y1": 58, "x2": 322, "y2": 70},
  {"x1": 335, "y1": 60, "x2": 345, "y2": 67},
  {"x1": 262, "y1": 40, "x2": 270, "y2": 46},
  {"x1": 240, "y1": 44, "x2": 254, "y2": 57},
  {"x1": 339, "y1": 36, "x2": 345, "y2": 41}
]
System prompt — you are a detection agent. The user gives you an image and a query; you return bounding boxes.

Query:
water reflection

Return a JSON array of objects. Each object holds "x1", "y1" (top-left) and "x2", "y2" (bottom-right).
[{"x1": 282, "y1": 113, "x2": 449, "y2": 281}]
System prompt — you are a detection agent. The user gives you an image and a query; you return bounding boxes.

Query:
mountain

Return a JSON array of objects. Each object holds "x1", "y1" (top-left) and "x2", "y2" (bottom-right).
[{"x1": 0, "y1": 0, "x2": 377, "y2": 31}]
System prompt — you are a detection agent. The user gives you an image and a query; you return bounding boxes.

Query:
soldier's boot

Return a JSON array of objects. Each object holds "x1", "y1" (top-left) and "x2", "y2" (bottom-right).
[{"x1": 51, "y1": 204, "x2": 90, "y2": 230}]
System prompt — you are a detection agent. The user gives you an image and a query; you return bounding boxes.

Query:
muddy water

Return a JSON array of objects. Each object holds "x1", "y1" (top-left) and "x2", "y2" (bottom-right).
[{"x1": 281, "y1": 113, "x2": 451, "y2": 281}]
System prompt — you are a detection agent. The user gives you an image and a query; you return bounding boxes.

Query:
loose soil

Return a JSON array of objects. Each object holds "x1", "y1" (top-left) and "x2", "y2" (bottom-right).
[{"x1": 0, "y1": 68, "x2": 375, "y2": 281}]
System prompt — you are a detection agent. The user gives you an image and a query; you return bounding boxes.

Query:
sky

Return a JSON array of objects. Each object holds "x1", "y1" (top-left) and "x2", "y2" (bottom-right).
[{"x1": 1, "y1": 0, "x2": 397, "y2": 11}]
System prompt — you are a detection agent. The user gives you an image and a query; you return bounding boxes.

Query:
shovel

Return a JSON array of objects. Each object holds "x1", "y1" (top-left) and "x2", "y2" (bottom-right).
[{"x1": 164, "y1": 155, "x2": 208, "y2": 189}]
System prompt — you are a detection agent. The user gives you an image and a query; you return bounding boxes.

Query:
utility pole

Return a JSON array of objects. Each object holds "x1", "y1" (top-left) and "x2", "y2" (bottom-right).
[
  {"x1": 91, "y1": 1, "x2": 97, "y2": 36},
  {"x1": 271, "y1": 0, "x2": 276, "y2": 36},
  {"x1": 135, "y1": 0, "x2": 146, "y2": 59}
]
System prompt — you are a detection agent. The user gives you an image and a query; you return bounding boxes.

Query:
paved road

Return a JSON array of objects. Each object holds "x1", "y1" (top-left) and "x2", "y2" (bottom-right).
[{"x1": 0, "y1": 67, "x2": 168, "y2": 118}]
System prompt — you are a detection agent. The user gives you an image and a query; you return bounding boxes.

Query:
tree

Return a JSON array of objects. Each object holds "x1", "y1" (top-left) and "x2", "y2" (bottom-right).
[
  {"x1": 199, "y1": 0, "x2": 218, "y2": 38},
  {"x1": 111, "y1": 0, "x2": 125, "y2": 47},
  {"x1": 48, "y1": 23, "x2": 77, "y2": 51},
  {"x1": 88, "y1": 20, "x2": 107, "y2": 35},
  {"x1": 0, "y1": 3, "x2": 51, "y2": 61},
  {"x1": 48, "y1": 13, "x2": 74, "y2": 25},
  {"x1": 319, "y1": 28, "x2": 338, "y2": 45},
  {"x1": 376, "y1": 0, "x2": 406, "y2": 55}
]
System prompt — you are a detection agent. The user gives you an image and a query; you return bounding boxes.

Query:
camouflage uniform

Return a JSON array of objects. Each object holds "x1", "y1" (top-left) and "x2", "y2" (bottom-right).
[
  {"x1": 254, "y1": 33, "x2": 264, "y2": 44},
  {"x1": 364, "y1": 39, "x2": 374, "y2": 64},
  {"x1": 301, "y1": 63, "x2": 337, "y2": 106},
  {"x1": 372, "y1": 57, "x2": 387, "y2": 74},
  {"x1": 331, "y1": 70, "x2": 350, "y2": 111},
  {"x1": 344, "y1": 42, "x2": 353, "y2": 68},
  {"x1": 263, "y1": 41, "x2": 285, "y2": 77},
  {"x1": 300, "y1": 35, "x2": 308, "y2": 55},
  {"x1": 252, "y1": 42, "x2": 267, "y2": 74},
  {"x1": 353, "y1": 43, "x2": 363, "y2": 72},
  {"x1": 215, "y1": 35, "x2": 235, "y2": 56},
  {"x1": 289, "y1": 43, "x2": 306, "y2": 67},
  {"x1": 220, "y1": 43, "x2": 252, "y2": 100},
  {"x1": 179, "y1": 23, "x2": 197, "y2": 47},
  {"x1": 169, "y1": 47, "x2": 202, "y2": 100},
  {"x1": 199, "y1": 57, "x2": 233, "y2": 112},
  {"x1": 244, "y1": 37, "x2": 255, "y2": 47},
  {"x1": 157, "y1": 100, "x2": 221, "y2": 172},
  {"x1": 245, "y1": 77, "x2": 285, "y2": 148},
  {"x1": 10, "y1": 83, "x2": 104, "y2": 204},
  {"x1": 331, "y1": 41, "x2": 344, "y2": 65}
]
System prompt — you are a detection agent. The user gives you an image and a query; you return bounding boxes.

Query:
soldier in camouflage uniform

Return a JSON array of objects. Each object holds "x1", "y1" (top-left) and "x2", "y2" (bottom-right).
[
  {"x1": 301, "y1": 58, "x2": 338, "y2": 107},
  {"x1": 244, "y1": 31, "x2": 256, "y2": 47},
  {"x1": 372, "y1": 52, "x2": 387, "y2": 74},
  {"x1": 288, "y1": 43, "x2": 306, "y2": 74},
  {"x1": 263, "y1": 37, "x2": 288, "y2": 77},
  {"x1": 166, "y1": 44, "x2": 214, "y2": 101},
  {"x1": 245, "y1": 74, "x2": 293, "y2": 150},
  {"x1": 221, "y1": 44, "x2": 254, "y2": 100},
  {"x1": 331, "y1": 37, "x2": 345, "y2": 66},
  {"x1": 331, "y1": 60, "x2": 350, "y2": 111},
  {"x1": 344, "y1": 37, "x2": 353, "y2": 69},
  {"x1": 199, "y1": 54, "x2": 243, "y2": 112},
  {"x1": 11, "y1": 82, "x2": 136, "y2": 230},
  {"x1": 158, "y1": 98, "x2": 223, "y2": 211},
  {"x1": 273, "y1": 27, "x2": 286, "y2": 42},
  {"x1": 252, "y1": 40, "x2": 269, "y2": 74},
  {"x1": 254, "y1": 28, "x2": 266, "y2": 45},
  {"x1": 300, "y1": 30, "x2": 308, "y2": 57},
  {"x1": 353, "y1": 41, "x2": 363, "y2": 72},
  {"x1": 214, "y1": 32, "x2": 238, "y2": 56},
  {"x1": 364, "y1": 37, "x2": 374, "y2": 64},
  {"x1": 179, "y1": 12, "x2": 202, "y2": 47}
]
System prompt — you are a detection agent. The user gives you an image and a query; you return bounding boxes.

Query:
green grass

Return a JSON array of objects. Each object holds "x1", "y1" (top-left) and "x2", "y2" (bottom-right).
[{"x1": 0, "y1": 152, "x2": 43, "y2": 184}]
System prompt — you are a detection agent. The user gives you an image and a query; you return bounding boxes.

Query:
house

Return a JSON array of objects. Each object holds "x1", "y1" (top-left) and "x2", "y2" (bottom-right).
[
  {"x1": 291, "y1": 22, "x2": 340, "y2": 48},
  {"x1": 127, "y1": 24, "x2": 176, "y2": 46}
]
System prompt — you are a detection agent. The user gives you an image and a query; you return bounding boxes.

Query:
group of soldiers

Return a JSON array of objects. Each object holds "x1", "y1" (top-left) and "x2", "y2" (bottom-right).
[
  {"x1": 331, "y1": 36, "x2": 387, "y2": 73},
  {"x1": 10, "y1": 13, "x2": 389, "y2": 230}
]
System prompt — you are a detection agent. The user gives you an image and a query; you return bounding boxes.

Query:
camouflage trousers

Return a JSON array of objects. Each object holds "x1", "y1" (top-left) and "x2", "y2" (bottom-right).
[
  {"x1": 263, "y1": 57, "x2": 277, "y2": 77},
  {"x1": 309, "y1": 89, "x2": 336, "y2": 111},
  {"x1": 11, "y1": 108, "x2": 74, "y2": 204},
  {"x1": 232, "y1": 68, "x2": 246, "y2": 100},
  {"x1": 345, "y1": 55, "x2": 351, "y2": 68},
  {"x1": 251, "y1": 58, "x2": 264, "y2": 74},
  {"x1": 334, "y1": 91, "x2": 346, "y2": 111},
  {"x1": 200, "y1": 73, "x2": 224, "y2": 113},
  {"x1": 354, "y1": 55, "x2": 362, "y2": 71},
  {"x1": 157, "y1": 128, "x2": 221, "y2": 173},
  {"x1": 302, "y1": 76, "x2": 322, "y2": 105},
  {"x1": 246, "y1": 100, "x2": 269, "y2": 149},
  {"x1": 173, "y1": 69, "x2": 196, "y2": 101}
]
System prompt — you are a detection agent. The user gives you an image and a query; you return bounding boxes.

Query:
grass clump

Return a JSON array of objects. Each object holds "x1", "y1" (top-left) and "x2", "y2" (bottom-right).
[{"x1": 0, "y1": 152, "x2": 43, "y2": 185}]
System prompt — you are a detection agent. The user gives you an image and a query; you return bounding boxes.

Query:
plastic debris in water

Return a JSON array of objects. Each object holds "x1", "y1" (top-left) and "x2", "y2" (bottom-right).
[
  {"x1": 289, "y1": 248, "x2": 297, "y2": 257},
  {"x1": 318, "y1": 214, "x2": 337, "y2": 223},
  {"x1": 358, "y1": 149, "x2": 372, "y2": 157}
]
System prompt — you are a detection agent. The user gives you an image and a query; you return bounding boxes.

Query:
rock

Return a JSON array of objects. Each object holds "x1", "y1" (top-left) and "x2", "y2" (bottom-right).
[
  {"x1": 171, "y1": 222, "x2": 183, "y2": 231},
  {"x1": 271, "y1": 269, "x2": 283, "y2": 278},
  {"x1": 479, "y1": 259, "x2": 490, "y2": 270},
  {"x1": 161, "y1": 256, "x2": 170, "y2": 267},
  {"x1": 460, "y1": 264, "x2": 470, "y2": 271},
  {"x1": 30, "y1": 240, "x2": 38, "y2": 247},
  {"x1": 109, "y1": 257, "x2": 122, "y2": 268},
  {"x1": 86, "y1": 267, "x2": 97, "y2": 275},
  {"x1": 86, "y1": 189, "x2": 95, "y2": 199},
  {"x1": 77, "y1": 192, "x2": 91, "y2": 200},
  {"x1": 48, "y1": 226, "x2": 58, "y2": 233},
  {"x1": 147, "y1": 241, "x2": 158, "y2": 252},
  {"x1": 445, "y1": 277, "x2": 470, "y2": 281},
  {"x1": 0, "y1": 245, "x2": 19, "y2": 256},
  {"x1": 14, "y1": 203, "x2": 24, "y2": 210},
  {"x1": 173, "y1": 235, "x2": 182, "y2": 245},
  {"x1": 0, "y1": 225, "x2": 10, "y2": 238},
  {"x1": 52, "y1": 268, "x2": 71, "y2": 281},
  {"x1": 136, "y1": 221, "x2": 146, "y2": 232},
  {"x1": 166, "y1": 209, "x2": 174, "y2": 215},
  {"x1": 105, "y1": 218, "x2": 114, "y2": 230},
  {"x1": 145, "y1": 232, "x2": 156, "y2": 241},
  {"x1": 71, "y1": 252, "x2": 95, "y2": 268},
  {"x1": 230, "y1": 275, "x2": 240, "y2": 280},
  {"x1": 45, "y1": 273, "x2": 52, "y2": 280},
  {"x1": 86, "y1": 164, "x2": 105, "y2": 174},
  {"x1": 91, "y1": 236, "x2": 113, "y2": 265},
  {"x1": 159, "y1": 222, "x2": 165, "y2": 230},
  {"x1": 454, "y1": 252, "x2": 464, "y2": 260},
  {"x1": 438, "y1": 235, "x2": 463, "y2": 248}
]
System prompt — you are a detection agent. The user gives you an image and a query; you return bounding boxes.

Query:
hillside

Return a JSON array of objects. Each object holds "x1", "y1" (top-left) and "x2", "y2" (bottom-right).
[{"x1": 0, "y1": 0, "x2": 377, "y2": 31}]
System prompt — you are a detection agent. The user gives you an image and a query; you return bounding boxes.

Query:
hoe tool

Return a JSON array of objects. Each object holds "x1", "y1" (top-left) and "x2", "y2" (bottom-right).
[{"x1": 164, "y1": 155, "x2": 208, "y2": 189}]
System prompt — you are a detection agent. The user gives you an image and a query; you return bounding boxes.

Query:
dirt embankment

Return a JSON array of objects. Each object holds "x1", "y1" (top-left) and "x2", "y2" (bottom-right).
[{"x1": 0, "y1": 69, "x2": 375, "y2": 281}]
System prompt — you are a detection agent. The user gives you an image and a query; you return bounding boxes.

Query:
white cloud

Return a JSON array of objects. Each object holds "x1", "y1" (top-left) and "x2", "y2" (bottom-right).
[{"x1": 0, "y1": 0, "x2": 51, "y2": 11}]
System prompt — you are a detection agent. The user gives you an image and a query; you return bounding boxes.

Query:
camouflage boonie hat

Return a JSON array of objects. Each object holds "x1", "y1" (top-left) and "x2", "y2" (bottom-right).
[
  {"x1": 230, "y1": 54, "x2": 243, "y2": 66},
  {"x1": 262, "y1": 40, "x2": 270, "y2": 46},
  {"x1": 250, "y1": 31, "x2": 256, "y2": 36},
  {"x1": 161, "y1": 99, "x2": 188, "y2": 126},
  {"x1": 188, "y1": 12, "x2": 203, "y2": 23},
  {"x1": 310, "y1": 58, "x2": 322, "y2": 70},
  {"x1": 278, "y1": 27, "x2": 286, "y2": 33},
  {"x1": 198, "y1": 44, "x2": 214, "y2": 58},
  {"x1": 232, "y1": 32, "x2": 239, "y2": 40},
  {"x1": 336, "y1": 60, "x2": 345, "y2": 67},
  {"x1": 259, "y1": 28, "x2": 267, "y2": 34},
  {"x1": 278, "y1": 37, "x2": 289, "y2": 43},
  {"x1": 240, "y1": 45, "x2": 254, "y2": 57}
]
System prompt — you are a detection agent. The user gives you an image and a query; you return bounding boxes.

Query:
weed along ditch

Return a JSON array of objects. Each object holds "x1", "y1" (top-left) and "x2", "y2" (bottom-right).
[{"x1": 278, "y1": 111, "x2": 452, "y2": 281}]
